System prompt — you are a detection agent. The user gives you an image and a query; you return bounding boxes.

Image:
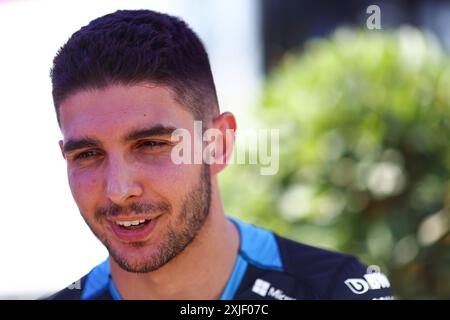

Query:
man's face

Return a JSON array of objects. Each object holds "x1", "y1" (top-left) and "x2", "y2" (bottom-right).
[{"x1": 59, "y1": 83, "x2": 211, "y2": 273}]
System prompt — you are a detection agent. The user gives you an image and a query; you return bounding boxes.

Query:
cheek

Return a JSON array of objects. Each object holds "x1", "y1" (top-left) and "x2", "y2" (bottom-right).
[
  {"x1": 141, "y1": 161, "x2": 202, "y2": 196},
  {"x1": 68, "y1": 169, "x2": 102, "y2": 209}
]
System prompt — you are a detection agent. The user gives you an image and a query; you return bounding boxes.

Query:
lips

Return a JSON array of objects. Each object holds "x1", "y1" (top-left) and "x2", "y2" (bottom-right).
[
  {"x1": 108, "y1": 216, "x2": 159, "y2": 242},
  {"x1": 115, "y1": 219, "x2": 148, "y2": 228}
]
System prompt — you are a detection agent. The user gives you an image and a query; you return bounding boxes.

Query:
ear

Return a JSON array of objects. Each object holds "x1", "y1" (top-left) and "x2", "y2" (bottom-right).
[
  {"x1": 59, "y1": 140, "x2": 66, "y2": 159},
  {"x1": 208, "y1": 112, "x2": 236, "y2": 175}
]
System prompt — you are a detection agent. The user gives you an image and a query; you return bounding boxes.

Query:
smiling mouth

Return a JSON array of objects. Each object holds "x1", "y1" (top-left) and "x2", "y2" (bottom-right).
[
  {"x1": 115, "y1": 219, "x2": 151, "y2": 230},
  {"x1": 108, "y1": 216, "x2": 159, "y2": 242}
]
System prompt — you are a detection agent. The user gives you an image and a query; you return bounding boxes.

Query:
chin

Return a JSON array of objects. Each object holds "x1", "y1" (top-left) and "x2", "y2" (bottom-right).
[{"x1": 109, "y1": 242, "x2": 165, "y2": 273}]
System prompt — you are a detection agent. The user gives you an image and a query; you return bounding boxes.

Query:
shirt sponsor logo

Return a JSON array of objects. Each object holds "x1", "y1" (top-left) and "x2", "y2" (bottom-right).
[
  {"x1": 251, "y1": 278, "x2": 295, "y2": 300},
  {"x1": 67, "y1": 279, "x2": 81, "y2": 290},
  {"x1": 344, "y1": 266, "x2": 391, "y2": 295}
]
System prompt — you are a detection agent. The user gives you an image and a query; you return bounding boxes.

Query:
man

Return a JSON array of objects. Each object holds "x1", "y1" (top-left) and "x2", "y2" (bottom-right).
[{"x1": 48, "y1": 9, "x2": 392, "y2": 300}]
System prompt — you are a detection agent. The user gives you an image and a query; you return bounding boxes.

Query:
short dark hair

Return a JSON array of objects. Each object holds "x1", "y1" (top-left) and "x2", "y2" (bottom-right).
[{"x1": 50, "y1": 9, "x2": 219, "y2": 125}]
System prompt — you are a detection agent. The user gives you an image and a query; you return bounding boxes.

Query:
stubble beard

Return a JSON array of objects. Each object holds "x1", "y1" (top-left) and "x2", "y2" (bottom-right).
[{"x1": 85, "y1": 164, "x2": 212, "y2": 273}]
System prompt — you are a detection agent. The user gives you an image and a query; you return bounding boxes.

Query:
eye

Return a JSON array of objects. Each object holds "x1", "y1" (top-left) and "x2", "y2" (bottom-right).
[
  {"x1": 74, "y1": 150, "x2": 100, "y2": 160},
  {"x1": 137, "y1": 140, "x2": 167, "y2": 149}
]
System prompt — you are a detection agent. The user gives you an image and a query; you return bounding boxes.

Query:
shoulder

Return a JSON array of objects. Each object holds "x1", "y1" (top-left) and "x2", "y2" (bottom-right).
[
  {"x1": 275, "y1": 235, "x2": 393, "y2": 299},
  {"x1": 231, "y1": 218, "x2": 393, "y2": 300},
  {"x1": 45, "y1": 259, "x2": 114, "y2": 300},
  {"x1": 45, "y1": 276, "x2": 86, "y2": 300}
]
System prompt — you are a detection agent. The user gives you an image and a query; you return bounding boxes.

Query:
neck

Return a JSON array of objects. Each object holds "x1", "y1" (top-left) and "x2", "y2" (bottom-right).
[{"x1": 109, "y1": 178, "x2": 240, "y2": 299}]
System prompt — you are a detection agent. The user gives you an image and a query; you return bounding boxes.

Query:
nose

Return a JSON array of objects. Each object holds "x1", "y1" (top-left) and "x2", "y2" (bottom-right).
[{"x1": 104, "y1": 153, "x2": 143, "y2": 205}]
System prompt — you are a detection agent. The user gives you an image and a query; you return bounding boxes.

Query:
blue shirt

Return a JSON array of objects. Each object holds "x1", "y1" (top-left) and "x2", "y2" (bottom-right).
[{"x1": 49, "y1": 217, "x2": 393, "y2": 300}]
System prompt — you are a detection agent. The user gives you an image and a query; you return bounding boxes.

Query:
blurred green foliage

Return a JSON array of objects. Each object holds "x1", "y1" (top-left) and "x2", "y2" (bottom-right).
[{"x1": 220, "y1": 27, "x2": 450, "y2": 299}]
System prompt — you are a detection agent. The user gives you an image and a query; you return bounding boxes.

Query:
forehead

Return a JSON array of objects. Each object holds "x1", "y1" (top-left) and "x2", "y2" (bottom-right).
[{"x1": 59, "y1": 83, "x2": 194, "y2": 139}]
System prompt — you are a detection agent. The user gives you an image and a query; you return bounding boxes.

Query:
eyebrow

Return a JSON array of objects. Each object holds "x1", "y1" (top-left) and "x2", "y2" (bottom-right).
[
  {"x1": 63, "y1": 138, "x2": 101, "y2": 154},
  {"x1": 63, "y1": 125, "x2": 178, "y2": 154},
  {"x1": 123, "y1": 125, "x2": 177, "y2": 142}
]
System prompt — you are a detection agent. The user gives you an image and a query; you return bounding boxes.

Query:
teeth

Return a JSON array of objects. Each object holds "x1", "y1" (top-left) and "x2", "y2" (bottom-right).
[{"x1": 116, "y1": 219, "x2": 148, "y2": 227}]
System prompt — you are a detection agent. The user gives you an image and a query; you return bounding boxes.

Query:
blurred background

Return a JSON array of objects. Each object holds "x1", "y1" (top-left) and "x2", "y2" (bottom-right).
[{"x1": 0, "y1": 0, "x2": 449, "y2": 299}]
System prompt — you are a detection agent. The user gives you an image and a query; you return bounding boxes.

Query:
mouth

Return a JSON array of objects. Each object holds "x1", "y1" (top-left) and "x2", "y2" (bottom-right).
[
  {"x1": 115, "y1": 218, "x2": 151, "y2": 230},
  {"x1": 108, "y1": 216, "x2": 159, "y2": 242}
]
